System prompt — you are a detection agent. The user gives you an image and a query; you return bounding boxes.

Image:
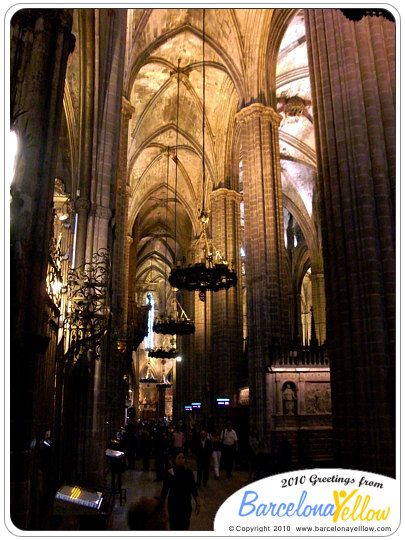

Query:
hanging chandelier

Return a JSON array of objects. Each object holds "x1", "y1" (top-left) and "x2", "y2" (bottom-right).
[
  {"x1": 168, "y1": 11, "x2": 237, "y2": 301},
  {"x1": 153, "y1": 291, "x2": 195, "y2": 335},
  {"x1": 157, "y1": 359, "x2": 172, "y2": 388},
  {"x1": 169, "y1": 212, "x2": 237, "y2": 300},
  {"x1": 139, "y1": 361, "x2": 158, "y2": 384},
  {"x1": 156, "y1": 382, "x2": 172, "y2": 389},
  {"x1": 153, "y1": 316, "x2": 195, "y2": 335},
  {"x1": 148, "y1": 347, "x2": 178, "y2": 359}
]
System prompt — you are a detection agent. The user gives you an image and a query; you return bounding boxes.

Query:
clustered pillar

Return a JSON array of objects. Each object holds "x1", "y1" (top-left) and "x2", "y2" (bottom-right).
[
  {"x1": 10, "y1": 8, "x2": 74, "y2": 529},
  {"x1": 235, "y1": 103, "x2": 290, "y2": 436},
  {"x1": 210, "y1": 188, "x2": 244, "y2": 406},
  {"x1": 305, "y1": 9, "x2": 395, "y2": 476}
]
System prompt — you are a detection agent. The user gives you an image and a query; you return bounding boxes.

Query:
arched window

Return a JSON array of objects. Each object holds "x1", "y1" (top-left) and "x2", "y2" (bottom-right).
[{"x1": 144, "y1": 292, "x2": 155, "y2": 350}]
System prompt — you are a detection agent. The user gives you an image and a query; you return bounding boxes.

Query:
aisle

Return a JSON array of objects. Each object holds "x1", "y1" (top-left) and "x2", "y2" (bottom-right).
[{"x1": 108, "y1": 464, "x2": 250, "y2": 531}]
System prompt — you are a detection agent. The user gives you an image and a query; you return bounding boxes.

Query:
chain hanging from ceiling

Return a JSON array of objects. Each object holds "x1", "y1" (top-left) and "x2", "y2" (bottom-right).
[
  {"x1": 150, "y1": 144, "x2": 195, "y2": 337},
  {"x1": 168, "y1": 9, "x2": 237, "y2": 302}
]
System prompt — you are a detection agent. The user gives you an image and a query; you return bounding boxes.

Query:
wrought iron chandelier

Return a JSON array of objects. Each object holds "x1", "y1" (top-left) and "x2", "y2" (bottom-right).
[
  {"x1": 168, "y1": 10, "x2": 237, "y2": 301},
  {"x1": 153, "y1": 292, "x2": 195, "y2": 335},
  {"x1": 169, "y1": 211, "x2": 237, "y2": 300},
  {"x1": 148, "y1": 347, "x2": 178, "y2": 359},
  {"x1": 156, "y1": 382, "x2": 172, "y2": 389},
  {"x1": 156, "y1": 359, "x2": 172, "y2": 388},
  {"x1": 139, "y1": 361, "x2": 157, "y2": 384}
]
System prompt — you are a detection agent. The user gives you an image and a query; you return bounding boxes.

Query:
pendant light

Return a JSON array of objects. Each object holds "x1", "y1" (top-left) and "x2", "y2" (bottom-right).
[{"x1": 169, "y1": 9, "x2": 237, "y2": 301}]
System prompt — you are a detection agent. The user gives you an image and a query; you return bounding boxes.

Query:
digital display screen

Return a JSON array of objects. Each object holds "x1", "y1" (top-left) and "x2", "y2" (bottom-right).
[{"x1": 216, "y1": 398, "x2": 230, "y2": 407}]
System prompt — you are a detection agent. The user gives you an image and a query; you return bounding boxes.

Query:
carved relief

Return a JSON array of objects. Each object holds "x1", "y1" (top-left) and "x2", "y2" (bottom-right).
[{"x1": 305, "y1": 382, "x2": 331, "y2": 414}]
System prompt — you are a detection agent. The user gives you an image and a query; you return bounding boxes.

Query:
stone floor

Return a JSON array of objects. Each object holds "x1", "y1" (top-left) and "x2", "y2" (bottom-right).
[{"x1": 108, "y1": 461, "x2": 250, "y2": 531}]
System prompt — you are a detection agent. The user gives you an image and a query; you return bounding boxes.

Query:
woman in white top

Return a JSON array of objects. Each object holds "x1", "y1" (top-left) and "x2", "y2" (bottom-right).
[
  {"x1": 211, "y1": 428, "x2": 222, "y2": 479},
  {"x1": 221, "y1": 422, "x2": 238, "y2": 478}
]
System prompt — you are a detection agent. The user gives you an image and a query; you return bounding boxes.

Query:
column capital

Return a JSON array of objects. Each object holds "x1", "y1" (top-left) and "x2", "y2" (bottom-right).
[
  {"x1": 74, "y1": 198, "x2": 91, "y2": 213},
  {"x1": 210, "y1": 187, "x2": 243, "y2": 203},
  {"x1": 235, "y1": 102, "x2": 282, "y2": 127}
]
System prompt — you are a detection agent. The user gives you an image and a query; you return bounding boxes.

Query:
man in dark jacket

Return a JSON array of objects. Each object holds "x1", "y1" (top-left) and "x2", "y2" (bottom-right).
[{"x1": 194, "y1": 429, "x2": 212, "y2": 488}]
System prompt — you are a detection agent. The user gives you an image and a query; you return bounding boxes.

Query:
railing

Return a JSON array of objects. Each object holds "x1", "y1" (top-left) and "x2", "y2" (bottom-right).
[{"x1": 269, "y1": 345, "x2": 329, "y2": 367}]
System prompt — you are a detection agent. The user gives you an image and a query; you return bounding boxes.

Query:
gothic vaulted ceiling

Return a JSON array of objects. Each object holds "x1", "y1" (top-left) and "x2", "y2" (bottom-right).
[
  {"x1": 123, "y1": 8, "x2": 315, "y2": 292},
  {"x1": 61, "y1": 8, "x2": 315, "y2": 293}
]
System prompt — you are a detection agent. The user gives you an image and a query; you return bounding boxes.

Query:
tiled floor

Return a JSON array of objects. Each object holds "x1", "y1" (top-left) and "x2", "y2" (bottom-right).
[{"x1": 108, "y1": 461, "x2": 250, "y2": 531}]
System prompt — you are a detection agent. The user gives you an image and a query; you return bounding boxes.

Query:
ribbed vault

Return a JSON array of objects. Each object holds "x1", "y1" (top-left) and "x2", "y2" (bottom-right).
[{"x1": 122, "y1": 7, "x2": 317, "y2": 314}]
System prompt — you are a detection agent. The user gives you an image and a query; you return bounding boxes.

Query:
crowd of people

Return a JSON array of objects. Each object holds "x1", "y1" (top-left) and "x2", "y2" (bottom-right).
[
  {"x1": 119, "y1": 419, "x2": 293, "y2": 531},
  {"x1": 118, "y1": 419, "x2": 241, "y2": 484}
]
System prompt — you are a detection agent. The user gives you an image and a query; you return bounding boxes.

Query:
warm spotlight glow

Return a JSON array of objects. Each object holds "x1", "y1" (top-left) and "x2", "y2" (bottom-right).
[
  {"x1": 8, "y1": 130, "x2": 19, "y2": 186},
  {"x1": 51, "y1": 280, "x2": 62, "y2": 296}
]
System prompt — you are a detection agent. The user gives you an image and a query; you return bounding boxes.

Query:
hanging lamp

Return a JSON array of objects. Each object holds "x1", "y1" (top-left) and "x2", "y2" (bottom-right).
[
  {"x1": 148, "y1": 347, "x2": 178, "y2": 359},
  {"x1": 156, "y1": 359, "x2": 172, "y2": 388},
  {"x1": 139, "y1": 361, "x2": 158, "y2": 384},
  {"x1": 168, "y1": 9, "x2": 237, "y2": 301}
]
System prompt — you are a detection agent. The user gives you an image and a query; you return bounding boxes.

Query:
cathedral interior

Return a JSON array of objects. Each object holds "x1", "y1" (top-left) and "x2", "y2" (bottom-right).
[{"x1": 9, "y1": 7, "x2": 396, "y2": 531}]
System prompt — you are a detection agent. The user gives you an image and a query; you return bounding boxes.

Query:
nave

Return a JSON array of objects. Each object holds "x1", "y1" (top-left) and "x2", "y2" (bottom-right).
[{"x1": 109, "y1": 465, "x2": 248, "y2": 531}]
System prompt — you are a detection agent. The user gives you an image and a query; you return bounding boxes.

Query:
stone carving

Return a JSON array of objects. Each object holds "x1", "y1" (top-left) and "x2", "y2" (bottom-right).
[
  {"x1": 277, "y1": 94, "x2": 313, "y2": 123},
  {"x1": 305, "y1": 382, "x2": 332, "y2": 414},
  {"x1": 282, "y1": 383, "x2": 297, "y2": 415}
]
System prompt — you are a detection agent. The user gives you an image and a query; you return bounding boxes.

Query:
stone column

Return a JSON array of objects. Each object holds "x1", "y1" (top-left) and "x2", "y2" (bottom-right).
[
  {"x1": 192, "y1": 290, "x2": 212, "y2": 419},
  {"x1": 235, "y1": 103, "x2": 290, "y2": 437},
  {"x1": 10, "y1": 9, "x2": 74, "y2": 529},
  {"x1": 173, "y1": 290, "x2": 194, "y2": 420},
  {"x1": 210, "y1": 188, "x2": 244, "y2": 405},
  {"x1": 305, "y1": 9, "x2": 395, "y2": 476},
  {"x1": 157, "y1": 386, "x2": 167, "y2": 419},
  {"x1": 74, "y1": 198, "x2": 91, "y2": 267},
  {"x1": 74, "y1": 9, "x2": 95, "y2": 268},
  {"x1": 288, "y1": 291, "x2": 302, "y2": 345},
  {"x1": 133, "y1": 349, "x2": 141, "y2": 420},
  {"x1": 123, "y1": 234, "x2": 134, "y2": 327},
  {"x1": 112, "y1": 97, "x2": 135, "y2": 335},
  {"x1": 310, "y1": 271, "x2": 326, "y2": 345},
  {"x1": 61, "y1": 8, "x2": 127, "y2": 489}
]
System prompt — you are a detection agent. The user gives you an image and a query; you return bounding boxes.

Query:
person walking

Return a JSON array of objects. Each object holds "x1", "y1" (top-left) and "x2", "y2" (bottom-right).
[
  {"x1": 139, "y1": 428, "x2": 152, "y2": 471},
  {"x1": 172, "y1": 425, "x2": 185, "y2": 454},
  {"x1": 194, "y1": 429, "x2": 212, "y2": 488},
  {"x1": 153, "y1": 427, "x2": 169, "y2": 481},
  {"x1": 221, "y1": 421, "x2": 238, "y2": 478},
  {"x1": 160, "y1": 451, "x2": 201, "y2": 530},
  {"x1": 211, "y1": 428, "x2": 222, "y2": 480}
]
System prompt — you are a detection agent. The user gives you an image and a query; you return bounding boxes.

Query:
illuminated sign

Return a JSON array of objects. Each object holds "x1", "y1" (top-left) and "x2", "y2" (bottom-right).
[
  {"x1": 217, "y1": 398, "x2": 230, "y2": 407},
  {"x1": 191, "y1": 402, "x2": 202, "y2": 409}
]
